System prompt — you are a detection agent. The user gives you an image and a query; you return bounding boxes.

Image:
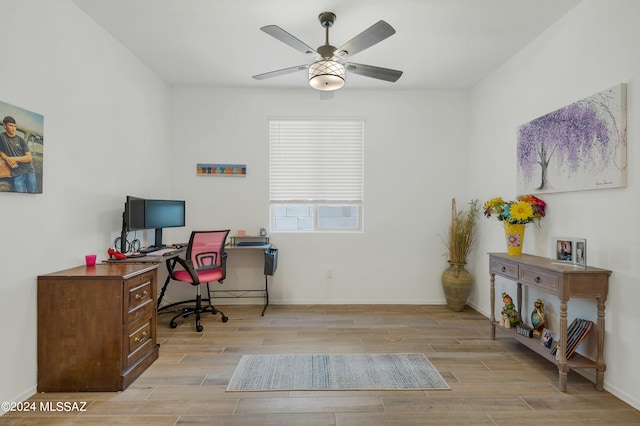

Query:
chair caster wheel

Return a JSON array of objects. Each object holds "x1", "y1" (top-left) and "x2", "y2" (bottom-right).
[
  {"x1": 169, "y1": 321, "x2": 177, "y2": 328},
  {"x1": 196, "y1": 325, "x2": 203, "y2": 332},
  {"x1": 221, "y1": 315, "x2": 229, "y2": 323}
]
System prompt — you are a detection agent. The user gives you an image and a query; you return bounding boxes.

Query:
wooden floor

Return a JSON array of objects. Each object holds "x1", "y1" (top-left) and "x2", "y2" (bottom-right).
[{"x1": 3, "y1": 304, "x2": 640, "y2": 425}]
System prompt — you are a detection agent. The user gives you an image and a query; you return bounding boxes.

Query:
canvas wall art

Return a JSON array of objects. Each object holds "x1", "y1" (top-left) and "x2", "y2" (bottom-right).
[
  {"x1": 0, "y1": 100, "x2": 44, "y2": 193},
  {"x1": 517, "y1": 83, "x2": 626, "y2": 195}
]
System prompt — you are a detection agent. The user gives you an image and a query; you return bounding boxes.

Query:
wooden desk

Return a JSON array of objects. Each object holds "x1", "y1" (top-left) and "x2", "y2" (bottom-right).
[
  {"x1": 37, "y1": 263, "x2": 159, "y2": 391},
  {"x1": 489, "y1": 252, "x2": 611, "y2": 391}
]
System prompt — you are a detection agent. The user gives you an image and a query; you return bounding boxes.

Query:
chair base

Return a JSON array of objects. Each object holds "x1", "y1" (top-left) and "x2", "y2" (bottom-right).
[{"x1": 168, "y1": 294, "x2": 228, "y2": 332}]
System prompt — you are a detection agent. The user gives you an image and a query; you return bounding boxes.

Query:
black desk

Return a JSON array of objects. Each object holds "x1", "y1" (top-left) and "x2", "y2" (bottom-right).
[
  {"x1": 106, "y1": 242, "x2": 278, "y2": 316},
  {"x1": 209, "y1": 243, "x2": 276, "y2": 316}
]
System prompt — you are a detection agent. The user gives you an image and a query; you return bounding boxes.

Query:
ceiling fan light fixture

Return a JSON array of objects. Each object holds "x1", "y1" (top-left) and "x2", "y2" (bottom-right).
[{"x1": 308, "y1": 60, "x2": 345, "y2": 91}]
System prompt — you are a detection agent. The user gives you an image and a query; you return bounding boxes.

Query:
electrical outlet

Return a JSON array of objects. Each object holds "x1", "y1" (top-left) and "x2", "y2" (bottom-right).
[{"x1": 326, "y1": 267, "x2": 334, "y2": 279}]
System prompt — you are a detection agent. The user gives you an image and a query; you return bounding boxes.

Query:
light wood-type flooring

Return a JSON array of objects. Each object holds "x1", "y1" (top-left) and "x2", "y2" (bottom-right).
[{"x1": 3, "y1": 304, "x2": 640, "y2": 425}]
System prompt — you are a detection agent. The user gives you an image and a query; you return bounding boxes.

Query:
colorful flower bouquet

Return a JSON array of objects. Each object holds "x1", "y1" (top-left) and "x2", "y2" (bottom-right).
[{"x1": 483, "y1": 195, "x2": 546, "y2": 225}]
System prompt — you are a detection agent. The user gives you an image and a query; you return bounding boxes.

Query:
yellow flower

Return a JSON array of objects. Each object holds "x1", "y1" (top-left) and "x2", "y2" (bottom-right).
[
  {"x1": 510, "y1": 201, "x2": 534, "y2": 221},
  {"x1": 483, "y1": 197, "x2": 503, "y2": 210}
]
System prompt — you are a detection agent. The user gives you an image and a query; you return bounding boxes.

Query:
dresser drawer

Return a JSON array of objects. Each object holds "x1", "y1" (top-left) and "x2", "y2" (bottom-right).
[
  {"x1": 125, "y1": 318, "x2": 153, "y2": 368},
  {"x1": 490, "y1": 258, "x2": 519, "y2": 280},
  {"x1": 125, "y1": 272, "x2": 154, "y2": 323},
  {"x1": 520, "y1": 266, "x2": 559, "y2": 294}
]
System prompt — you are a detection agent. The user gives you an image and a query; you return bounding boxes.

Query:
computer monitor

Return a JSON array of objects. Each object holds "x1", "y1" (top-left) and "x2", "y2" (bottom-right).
[
  {"x1": 121, "y1": 196, "x2": 186, "y2": 252},
  {"x1": 125, "y1": 196, "x2": 146, "y2": 231},
  {"x1": 120, "y1": 196, "x2": 144, "y2": 252},
  {"x1": 144, "y1": 199, "x2": 186, "y2": 250}
]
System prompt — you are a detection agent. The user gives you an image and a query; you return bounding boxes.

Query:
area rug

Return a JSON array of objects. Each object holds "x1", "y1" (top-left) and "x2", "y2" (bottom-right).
[{"x1": 226, "y1": 353, "x2": 449, "y2": 391}]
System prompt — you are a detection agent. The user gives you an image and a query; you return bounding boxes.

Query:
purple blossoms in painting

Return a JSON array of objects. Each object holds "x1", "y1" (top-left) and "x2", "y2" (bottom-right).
[{"x1": 517, "y1": 84, "x2": 626, "y2": 195}]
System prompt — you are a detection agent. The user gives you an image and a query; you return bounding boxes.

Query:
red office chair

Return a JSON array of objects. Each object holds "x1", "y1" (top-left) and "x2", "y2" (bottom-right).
[{"x1": 166, "y1": 230, "x2": 230, "y2": 331}]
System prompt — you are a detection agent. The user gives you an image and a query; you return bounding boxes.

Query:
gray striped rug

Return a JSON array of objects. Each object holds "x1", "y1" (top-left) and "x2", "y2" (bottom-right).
[{"x1": 226, "y1": 353, "x2": 449, "y2": 391}]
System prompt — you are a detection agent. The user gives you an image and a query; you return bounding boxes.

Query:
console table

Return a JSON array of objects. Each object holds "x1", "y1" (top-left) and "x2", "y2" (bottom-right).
[
  {"x1": 38, "y1": 263, "x2": 159, "y2": 391},
  {"x1": 489, "y1": 252, "x2": 611, "y2": 391}
]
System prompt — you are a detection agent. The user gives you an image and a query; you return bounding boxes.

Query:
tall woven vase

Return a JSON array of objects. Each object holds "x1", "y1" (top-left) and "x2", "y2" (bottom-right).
[
  {"x1": 504, "y1": 223, "x2": 525, "y2": 255},
  {"x1": 441, "y1": 262, "x2": 472, "y2": 311}
]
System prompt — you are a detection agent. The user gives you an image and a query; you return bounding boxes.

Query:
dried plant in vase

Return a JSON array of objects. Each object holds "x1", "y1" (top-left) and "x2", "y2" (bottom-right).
[
  {"x1": 441, "y1": 198, "x2": 480, "y2": 311},
  {"x1": 446, "y1": 198, "x2": 480, "y2": 265}
]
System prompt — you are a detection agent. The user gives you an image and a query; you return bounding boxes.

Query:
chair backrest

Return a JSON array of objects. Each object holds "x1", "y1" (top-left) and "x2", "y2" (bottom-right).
[{"x1": 186, "y1": 230, "x2": 230, "y2": 271}]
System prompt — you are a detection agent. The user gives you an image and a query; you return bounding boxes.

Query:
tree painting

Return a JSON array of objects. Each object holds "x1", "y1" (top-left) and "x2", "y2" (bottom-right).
[{"x1": 517, "y1": 84, "x2": 626, "y2": 195}]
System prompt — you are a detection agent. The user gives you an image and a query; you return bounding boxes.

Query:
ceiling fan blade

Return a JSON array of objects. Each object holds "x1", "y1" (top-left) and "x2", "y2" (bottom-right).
[
  {"x1": 345, "y1": 63, "x2": 403, "y2": 82},
  {"x1": 335, "y1": 20, "x2": 396, "y2": 58},
  {"x1": 252, "y1": 65, "x2": 308, "y2": 80},
  {"x1": 261, "y1": 25, "x2": 317, "y2": 55}
]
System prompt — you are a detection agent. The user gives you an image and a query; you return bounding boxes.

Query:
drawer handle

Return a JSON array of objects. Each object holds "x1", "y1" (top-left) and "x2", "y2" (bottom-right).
[
  {"x1": 535, "y1": 277, "x2": 541, "y2": 283},
  {"x1": 135, "y1": 290, "x2": 149, "y2": 301},
  {"x1": 134, "y1": 331, "x2": 148, "y2": 343},
  {"x1": 501, "y1": 266, "x2": 506, "y2": 272}
]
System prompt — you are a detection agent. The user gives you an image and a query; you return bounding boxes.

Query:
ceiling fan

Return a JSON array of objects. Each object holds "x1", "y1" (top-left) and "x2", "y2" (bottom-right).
[{"x1": 252, "y1": 11, "x2": 403, "y2": 92}]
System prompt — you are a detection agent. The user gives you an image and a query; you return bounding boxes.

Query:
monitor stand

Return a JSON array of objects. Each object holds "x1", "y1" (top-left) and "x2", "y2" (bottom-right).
[{"x1": 140, "y1": 228, "x2": 166, "y2": 253}]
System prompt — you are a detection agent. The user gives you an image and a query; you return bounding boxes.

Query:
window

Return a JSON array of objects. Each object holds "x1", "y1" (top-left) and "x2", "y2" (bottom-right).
[{"x1": 269, "y1": 119, "x2": 364, "y2": 232}]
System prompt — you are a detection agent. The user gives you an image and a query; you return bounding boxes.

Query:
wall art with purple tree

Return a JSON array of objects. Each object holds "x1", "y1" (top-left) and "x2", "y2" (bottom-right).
[{"x1": 517, "y1": 83, "x2": 626, "y2": 195}]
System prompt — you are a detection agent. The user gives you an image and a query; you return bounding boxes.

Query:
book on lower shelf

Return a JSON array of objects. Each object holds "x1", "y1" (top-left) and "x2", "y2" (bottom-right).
[{"x1": 550, "y1": 318, "x2": 593, "y2": 359}]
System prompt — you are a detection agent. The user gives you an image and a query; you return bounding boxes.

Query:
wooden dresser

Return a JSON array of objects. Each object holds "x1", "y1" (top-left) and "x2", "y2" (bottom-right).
[
  {"x1": 489, "y1": 253, "x2": 611, "y2": 392},
  {"x1": 37, "y1": 263, "x2": 160, "y2": 392}
]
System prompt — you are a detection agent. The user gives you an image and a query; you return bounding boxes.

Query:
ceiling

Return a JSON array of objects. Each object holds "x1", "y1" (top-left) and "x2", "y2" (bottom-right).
[{"x1": 70, "y1": 0, "x2": 582, "y2": 91}]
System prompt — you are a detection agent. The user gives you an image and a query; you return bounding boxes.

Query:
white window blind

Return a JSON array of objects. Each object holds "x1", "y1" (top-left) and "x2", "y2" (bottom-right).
[{"x1": 269, "y1": 119, "x2": 364, "y2": 202}]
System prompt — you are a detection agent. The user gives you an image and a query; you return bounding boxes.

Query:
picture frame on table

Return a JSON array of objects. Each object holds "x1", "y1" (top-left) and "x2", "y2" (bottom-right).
[
  {"x1": 540, "y1": 328, "x2": 554, "y2": 350},
  {"x1": 551, "y1": 237, "x2": 587, "y2": 267}
]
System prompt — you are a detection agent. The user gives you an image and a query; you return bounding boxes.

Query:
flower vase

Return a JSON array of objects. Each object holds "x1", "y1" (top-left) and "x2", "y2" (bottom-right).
[
  {"x1": 441, "y1": 262, "x2": 472, "y2": 311},
  {"x1": 504, "y1": 223, "x2": 525, "y2": 255}
]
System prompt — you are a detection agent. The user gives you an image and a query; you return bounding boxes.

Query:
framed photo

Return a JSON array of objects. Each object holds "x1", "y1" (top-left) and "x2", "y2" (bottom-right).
[
  {"x1": 540, "y1": 328, "x2": 554, "y2": 350},
  {"x1": 551, "y1": 237, "x2": 587, "y2": 267}
]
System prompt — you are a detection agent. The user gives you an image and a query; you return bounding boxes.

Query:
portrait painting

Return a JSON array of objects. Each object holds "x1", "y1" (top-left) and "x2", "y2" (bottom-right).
[{"x1": 0, "y1": 100, "x2": 44, "y2": 193}]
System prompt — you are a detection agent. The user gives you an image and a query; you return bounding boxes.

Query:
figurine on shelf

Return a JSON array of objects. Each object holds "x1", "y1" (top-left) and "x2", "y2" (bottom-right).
[
  {"x1": 501, "y1": 292, "x2": 520, "y2": 327},
  {"x1": 531, "y1": 298, "x2": 545, "y2": 336},
  {"x1": 500, "y1": 312, "x2": 509, "y2": 328}
]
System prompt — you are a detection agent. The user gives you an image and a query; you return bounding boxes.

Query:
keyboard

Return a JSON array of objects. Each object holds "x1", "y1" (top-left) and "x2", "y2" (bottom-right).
[
  {"x1": 236, "y1": 241, "x2": 269, "y2": 247},
  {"x1": 145, "y1": 248, "x2": 181, "y2": 257}
]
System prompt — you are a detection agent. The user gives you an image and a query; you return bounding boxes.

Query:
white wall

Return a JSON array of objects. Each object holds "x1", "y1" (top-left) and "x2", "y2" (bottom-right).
[
  {"x1": 164, "y1": 88, "x2": 471, "y2": 305},
  {"x1": 0, "y1": 0, "x2": 171, "y2": 405},
  {"x1": 467, "y1": 0, "x2": 640, "y2": 409}
]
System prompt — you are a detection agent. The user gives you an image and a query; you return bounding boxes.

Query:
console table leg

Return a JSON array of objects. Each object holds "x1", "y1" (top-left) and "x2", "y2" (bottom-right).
[
  {"x1": 595, "y1": 296, "x2": 607, "y2": 391},
  {"x1": 516, "y1": 282, "x2": 523, "y2": 323},
  {"x1": 595, "y1": 369, "x2": 605, "y2": 391},
  {"x1": 490, "y1": 273, "x2": 496, "y2": 340},
  {"x1": 559, "y1": 369, "x2": 568, "y2": 392},
  {"x1": 558, "y1": 300, "x2": 569, "y2": 392}
]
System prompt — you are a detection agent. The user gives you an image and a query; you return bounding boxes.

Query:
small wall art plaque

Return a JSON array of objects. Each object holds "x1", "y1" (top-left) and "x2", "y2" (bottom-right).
[{"x1": 197, "y1": 163, "x2": 246, "y2": 176}]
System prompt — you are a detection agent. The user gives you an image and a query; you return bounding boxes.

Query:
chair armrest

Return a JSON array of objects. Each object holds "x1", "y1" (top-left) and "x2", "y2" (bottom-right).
[
  {"x1": 165, "y1": 256, "x2": 201, "y2": 285},
  {"x1": 221, "y1": 252, "x2": 228, "y2": 279}
]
